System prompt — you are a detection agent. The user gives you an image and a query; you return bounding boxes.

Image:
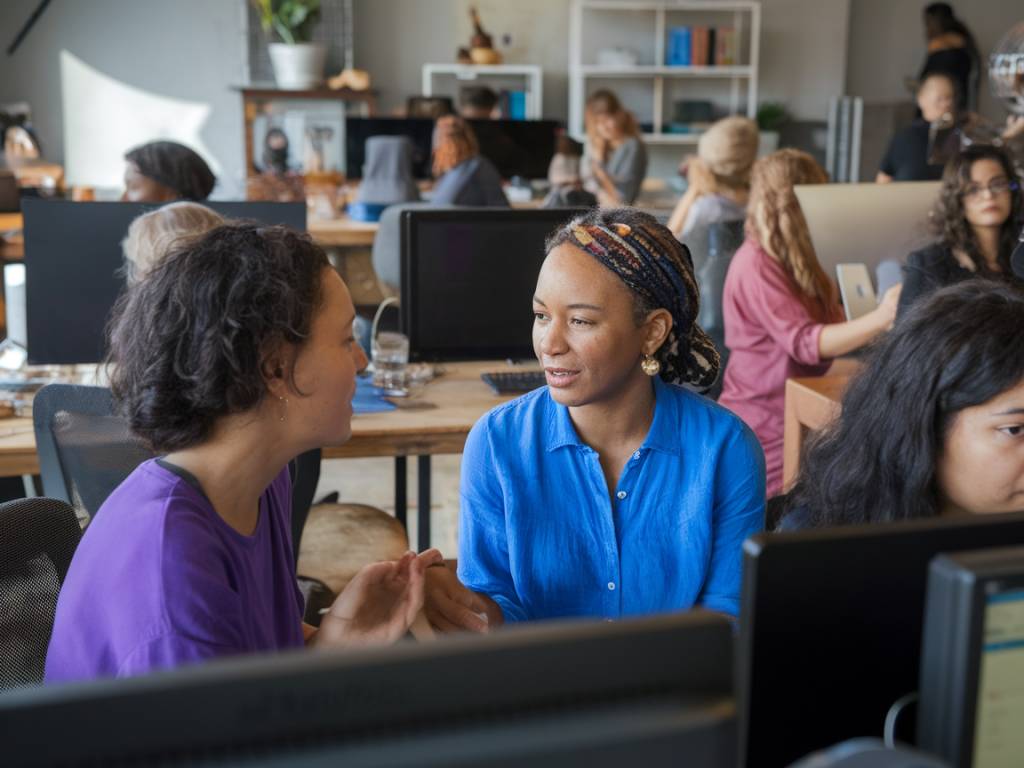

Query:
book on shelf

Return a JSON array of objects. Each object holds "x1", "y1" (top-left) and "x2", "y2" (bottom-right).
[
  {"x1": 665, "y1": 25, "x2": 738, "y2": 67},
  {"x1": 666, "y1": 26, "x2": 692, "y2": 66},
  {"x1": 498, "y1": 90, "x2": 527, "y2": 120}
]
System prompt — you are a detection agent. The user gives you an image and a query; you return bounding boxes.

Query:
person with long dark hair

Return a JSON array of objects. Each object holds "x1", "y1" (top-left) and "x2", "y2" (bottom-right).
[
  {"x1": 898, "y1": 143, "x2": 1023, "y2": 316},
  {"x1": 776, "y1": 280, "x2": 1024, "y2": 531},
  {"x1": 920, "y1": 2, "x2": 980, "y2": 112}
]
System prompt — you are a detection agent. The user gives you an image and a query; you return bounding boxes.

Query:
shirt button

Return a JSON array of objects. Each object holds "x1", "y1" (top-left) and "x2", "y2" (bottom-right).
[
  {"x1": 633, "y1": 451, "x2": 641, "y2": 460},
  {"x1": 607, "y1": 582, "x2": 616, "y2": 591},
  {"x1": 616, "y1": 490, "x2": 627, "y2": 500}
]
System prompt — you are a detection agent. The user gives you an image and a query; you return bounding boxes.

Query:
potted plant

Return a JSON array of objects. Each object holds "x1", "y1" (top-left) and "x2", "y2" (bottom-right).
[{"x1": 254, "y1": 0, "x2": 325, "y2": 90}]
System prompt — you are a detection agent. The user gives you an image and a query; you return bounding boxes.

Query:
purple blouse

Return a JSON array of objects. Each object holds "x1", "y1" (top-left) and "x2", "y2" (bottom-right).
[{"x1": 45, "y1": 460, "x2": 304, "y2": 683}]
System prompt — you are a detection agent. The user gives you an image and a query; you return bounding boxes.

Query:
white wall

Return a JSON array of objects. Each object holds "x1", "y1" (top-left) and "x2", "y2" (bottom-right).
[
  {"x1": 354, "y1": 0, "x2": 850, "y2": 122},
  {"x1": 0, "y1": 0, "x2": 248, "y2": 196},
  {"x1": 846, "y1": 0, "x2": 1022, "y2": 121}
]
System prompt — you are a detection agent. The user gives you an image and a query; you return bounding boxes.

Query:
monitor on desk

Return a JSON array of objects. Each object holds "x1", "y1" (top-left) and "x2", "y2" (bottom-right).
[
  {"x1": 794, "y1": 181, "x2": 939, "y2": 275},
  {"x1": 737, "y1": 511, "x2": 1024, "y2": 768},
  {"x1": 399, "y1": 207, "x2": 586, "y2": 362},
  {"x1": 918, "y1": 546, "x2": 1024, "y2": 768},
  {"x1": 21, "y1": 199, "x2": 306, "y2": 365},
  {"x1": 345, "y1": 117, "x2": 561, "y2": 181},
  {"x1": 0, "y1": 612, "x2": 737, "y2": 767}
]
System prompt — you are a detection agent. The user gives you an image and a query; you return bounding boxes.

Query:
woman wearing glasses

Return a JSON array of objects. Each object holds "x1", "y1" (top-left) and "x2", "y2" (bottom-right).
[{"x1": 898, "y1": 144, "x2": 1023, "y2": 317}]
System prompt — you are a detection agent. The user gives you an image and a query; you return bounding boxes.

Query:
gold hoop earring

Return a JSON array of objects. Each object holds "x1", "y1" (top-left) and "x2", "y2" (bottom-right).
[
  {"x1": 641, "y1": 354, "x2": 661, "y2": 377},
  {"x1": 278, "y1": 396, "x2": 288, "y2": 422}
]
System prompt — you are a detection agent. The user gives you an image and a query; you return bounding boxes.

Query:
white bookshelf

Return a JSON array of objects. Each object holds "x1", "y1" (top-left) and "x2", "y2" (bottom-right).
[
  {"x1": 569, "y1": 0, "x2": 761, "y2": 146},
  {"x1": 422, "y1": 64, "x2": 544, "y2": 119}
]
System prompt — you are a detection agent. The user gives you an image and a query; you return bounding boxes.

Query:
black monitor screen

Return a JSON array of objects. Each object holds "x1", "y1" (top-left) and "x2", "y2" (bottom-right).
[
  {"x1": 400, "y1": 208, "x2": 585, "y2": 362},
  {"x1": 344, "y1": 117, "x2": 435, "y2": 180},
  {"x1": 22, "y1": 199, "x2": 306, "y2": 365},
  {"x1": 345, "y1": 118, "x2": 561, "y2": 181}
]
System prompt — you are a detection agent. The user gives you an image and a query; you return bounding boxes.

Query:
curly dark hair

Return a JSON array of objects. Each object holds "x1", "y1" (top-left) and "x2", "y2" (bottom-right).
[
  {"x1": 545, "y1": 207, "x2": 719, "y2": 389},
  {"x1": 778, "y1": 280, "x2": 1024, "y2": 529},
  {"x1": 931, "y1": 144, "x2": 1022, "y2": 275},
  {"x1": 106, "y1": 222, "x2": 330, "y2": 452}
]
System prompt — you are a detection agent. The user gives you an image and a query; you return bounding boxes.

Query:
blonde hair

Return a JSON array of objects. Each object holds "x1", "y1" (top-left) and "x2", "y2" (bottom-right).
[
  {"x1": 432, "y1": 115, "x2": 479, "y2": 177},
  {"x1": 746, "y1": 149, "x2": 837, "y2": 320},
  {"x1": 122, "y1": 202, "x2": 224, "y2": 283},
  {"x1": 670, "y1": 117, "x2": 759, "y2": 235},
  {"x1": 584, "y1": 89, "x2": 641, "y2": 161}
]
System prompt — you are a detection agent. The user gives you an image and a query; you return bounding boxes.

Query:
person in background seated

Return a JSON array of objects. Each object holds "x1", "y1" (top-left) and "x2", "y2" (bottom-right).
[
  {"x1": 776, "y1": 280, "x2": 1024, "y2": 531},
  {"x1": 458, "y1": 86, "x2": 499, "y2": 119},
  {"x1": 424, "y1": 208, "x2": 764, "y2": 630},
  {"x1": 582, "y1": 90, "x2": 648, "y2": 206},
  {"x1": 876, "y1": 72, "x2": 956, "y2": 183},
  {"x1": 429, "y1": 115, "x2": 508, "y2": 207},
  {"x1": 121, "y1": 140, "x2": 216, "y2": 202},
  {"x1": 667, "y1": 116, "x2": 759, "y2": 240},
  {"x1": 121, "y1": 202, "x2": 223, "y2": 283},
  {"x1": 542, "y1": 134, "x2": 598, "y2": 208},
  {"x1": 717, "y1": 150, "x2": 901, "y2": 498},
  {"x1": 46, "y1": 224, "x2": 440, "y2": 684},
  {"x1": 898, "y1": 143, "x2": 1023, "y2": 317}
]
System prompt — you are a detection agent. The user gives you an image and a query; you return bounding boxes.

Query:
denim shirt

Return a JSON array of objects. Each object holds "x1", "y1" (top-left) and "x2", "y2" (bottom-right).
[{"x1": 458, "y1": 376, "x2": 766, "y2": 621}]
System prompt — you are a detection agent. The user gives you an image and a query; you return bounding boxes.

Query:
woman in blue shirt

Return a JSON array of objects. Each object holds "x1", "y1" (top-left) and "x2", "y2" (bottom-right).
[{"x1": 428, "y1": 208, "x2": 765, "y2": 629}]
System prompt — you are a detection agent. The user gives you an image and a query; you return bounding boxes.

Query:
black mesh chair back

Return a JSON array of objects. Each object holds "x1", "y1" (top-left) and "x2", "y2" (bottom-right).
[
  {"x1": 0, "y1": 496, "x2": 81, "y2": 690},
  {"x1": 695, "y1": 219, "x2": 746, "y2": 399},
  {"x1": 32, "y1": 384, "x2": 153, "y2": 522},
  {"x1": 290, "y1": 449, "x2": 322, "y2": 564}
]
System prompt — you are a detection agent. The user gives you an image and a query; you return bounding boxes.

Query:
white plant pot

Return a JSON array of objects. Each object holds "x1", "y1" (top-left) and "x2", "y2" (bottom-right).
[{"x1": 268, "y1": 42, "x2": 326, "y2": 90}]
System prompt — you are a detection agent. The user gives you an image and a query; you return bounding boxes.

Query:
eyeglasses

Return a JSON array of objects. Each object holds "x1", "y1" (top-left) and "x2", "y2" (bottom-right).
[{"x1": 961, "y1": 178, "x2": 1018, "y2": 201}]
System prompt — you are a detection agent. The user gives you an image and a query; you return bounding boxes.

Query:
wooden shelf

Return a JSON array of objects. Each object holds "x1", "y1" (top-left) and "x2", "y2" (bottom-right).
[{"x1": 580, "y1": 65, "x2": 753, "y2": 77}]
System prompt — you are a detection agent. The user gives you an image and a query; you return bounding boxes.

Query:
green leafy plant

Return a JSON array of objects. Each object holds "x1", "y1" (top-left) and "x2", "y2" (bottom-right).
[
  {"x1": 756, "y1": 103, "x2": 791, "y2": 133},
  {"x1": 253, "y1": 0, "x2": 321, "y2": 45}
]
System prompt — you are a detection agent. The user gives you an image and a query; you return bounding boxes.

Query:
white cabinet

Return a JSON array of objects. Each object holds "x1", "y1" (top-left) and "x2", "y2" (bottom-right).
[
  {"x1": 569, "y1": 0, "x2": 761, "y2": 145},
  {"x1": 421, "y1": 64, "x2": 544, "y2": 120}
]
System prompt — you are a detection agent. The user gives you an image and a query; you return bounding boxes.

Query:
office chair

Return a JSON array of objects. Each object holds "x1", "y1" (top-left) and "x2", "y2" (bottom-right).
[
  {"x1": 690, "y1": 219, "x2": 745, "y2": 399},
  {"x1": 0, "y1": 496, "x2": 81, "y2": 690}
]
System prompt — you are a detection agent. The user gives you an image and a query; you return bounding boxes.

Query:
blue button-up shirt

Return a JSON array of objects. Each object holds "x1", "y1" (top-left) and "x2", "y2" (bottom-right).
[{"x1": 458, "y1": 376, "x2": 765, "y2": 621}]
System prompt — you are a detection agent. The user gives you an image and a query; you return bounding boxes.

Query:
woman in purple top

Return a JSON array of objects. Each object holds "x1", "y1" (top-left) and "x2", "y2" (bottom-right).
[
  {"x1": 717, "y1": 150, "x2": 902, "y2": 497},
  {"x1": 45, "y1": 224, "x2": 440, "y2": 684}
]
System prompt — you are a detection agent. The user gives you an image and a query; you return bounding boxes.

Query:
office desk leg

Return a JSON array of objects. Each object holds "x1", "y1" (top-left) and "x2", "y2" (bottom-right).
[
  {"x1": 394, "y1": 456, "x2": 407, "y2": 529},
  {"x1": 417, "y1": 455, "x2": 431, "y2": 551}
]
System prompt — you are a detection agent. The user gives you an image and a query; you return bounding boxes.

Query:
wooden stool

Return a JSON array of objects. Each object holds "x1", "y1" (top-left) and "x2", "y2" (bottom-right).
[{"x1": 296, "y1": 503, "x2": 409, "y2": 595}]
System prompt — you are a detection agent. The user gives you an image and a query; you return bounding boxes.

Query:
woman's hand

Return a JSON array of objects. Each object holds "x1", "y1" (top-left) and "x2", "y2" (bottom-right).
[
  {"x1": 423, "y1": 562, "x2": 504, "y2": 633},
  {"x1": 872, "y1": 283, "x2": 902, "y2": 331},
  {"x1": 312, "y1": 548, "x2": 443, "y2": 649}
]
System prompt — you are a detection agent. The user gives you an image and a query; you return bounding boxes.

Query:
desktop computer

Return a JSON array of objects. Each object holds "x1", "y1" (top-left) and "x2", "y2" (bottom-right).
[
  {"x1": 918, "y1": 546, "x2": 1024, "y2": 768},
  {"x1": 20, "y1": 199, "x2": 306, "y2": 365},
  {"x1": 736, "y1": 511, "x2": 1024, "y2": 768},
  {"x1": 0, "y1": 612, "x2": 737, "y2": 767},
  {"x1": 399, "y1": 207, "x2": 586, "y2": 362}
]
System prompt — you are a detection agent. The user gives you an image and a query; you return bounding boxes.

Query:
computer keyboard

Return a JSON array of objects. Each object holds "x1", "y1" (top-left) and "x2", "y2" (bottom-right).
[{"x1": 480, "y1": 370, "x2": 547, "y2": 395}]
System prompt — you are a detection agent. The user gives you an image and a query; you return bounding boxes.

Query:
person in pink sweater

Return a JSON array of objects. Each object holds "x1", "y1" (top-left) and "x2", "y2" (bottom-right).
[{"x1": 717, "y1": 150, "x2": 901, "y2": 497}]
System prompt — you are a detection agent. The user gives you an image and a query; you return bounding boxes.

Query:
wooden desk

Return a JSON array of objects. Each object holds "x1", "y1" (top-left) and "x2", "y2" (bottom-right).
[
  {"x1": 782, "y1": 375, "x2": 849, "y2": 491},
  {"x1": 0, "y1": 213, "x2": 23, "y2": 261},
  {"x1": 0, "y1": 361, "x2": 529, "y2": 548}
]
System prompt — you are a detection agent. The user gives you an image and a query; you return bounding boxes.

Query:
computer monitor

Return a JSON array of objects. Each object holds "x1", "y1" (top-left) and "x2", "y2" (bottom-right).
[
  {"x1": 399, "y1": 207, "x2": 585, "y2": 362},
  {"x1": 918, "y1": 546, "x2": 1024, "y2": 768},
  {"x1": 21, "y1": 199, "x2": 306, "y2": 365},
  {"x1": 736, "y1": 511, "x2": 1024, "y2": 768},
  {"x1": 0, "y1": 612, "x2": 737, "y2": 767},
  {"x1": 794, "y1": 181, "x2": 939, "y2": 275},
  {"x1": 345, "y1": 117, "x2": 561, "y2": 181}
]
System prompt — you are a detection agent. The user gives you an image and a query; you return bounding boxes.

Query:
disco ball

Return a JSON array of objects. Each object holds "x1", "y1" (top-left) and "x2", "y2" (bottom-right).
[{"x1": 990, "y1": 21, "x2": 1024, "y2": 115}]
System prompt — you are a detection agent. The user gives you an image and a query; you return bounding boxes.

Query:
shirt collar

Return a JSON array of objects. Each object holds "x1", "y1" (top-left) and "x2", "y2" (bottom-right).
[{"x1": 544, "y1": 376, "x2": 683, "y2": 456}]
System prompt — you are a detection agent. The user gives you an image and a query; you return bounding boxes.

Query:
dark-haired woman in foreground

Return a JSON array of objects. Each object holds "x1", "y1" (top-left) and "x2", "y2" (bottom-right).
[
  {"x1": 46, "y1": 224, "x2": 440, "y2": 683},
  {"x1": 777, "y1": 281, "x2": 1024, "y2": 531},
  {"x1": 898, "y1": 143, "x2": 1023, "y2": 317},
  {"x1": 424, "y1": 209, "x2": 764, "y2": 630}
]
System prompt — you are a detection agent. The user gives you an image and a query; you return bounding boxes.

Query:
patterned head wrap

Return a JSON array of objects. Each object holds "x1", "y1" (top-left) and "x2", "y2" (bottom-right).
[{"x1": 555, "y1": 209, "x2": 720, "y2": 389}]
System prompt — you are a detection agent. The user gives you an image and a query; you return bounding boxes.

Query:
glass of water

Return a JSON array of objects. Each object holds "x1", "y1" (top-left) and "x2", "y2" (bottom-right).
[{"x1": 371, "y1": 331, "x2": 409, "y2": 393}]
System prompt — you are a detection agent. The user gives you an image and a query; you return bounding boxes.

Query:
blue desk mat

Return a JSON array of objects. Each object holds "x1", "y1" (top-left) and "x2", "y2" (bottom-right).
[{"x1": 353, "y1": 375, "x2": 397, "y2": 414}]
